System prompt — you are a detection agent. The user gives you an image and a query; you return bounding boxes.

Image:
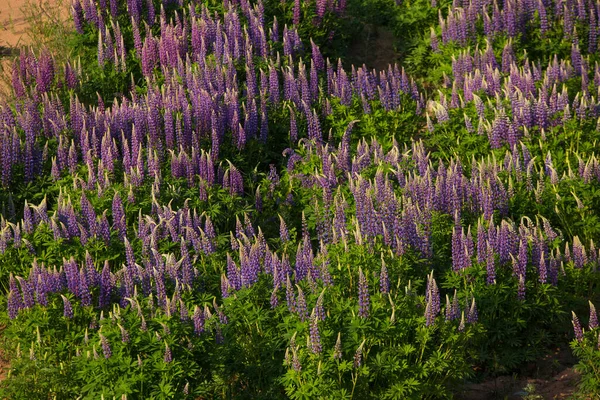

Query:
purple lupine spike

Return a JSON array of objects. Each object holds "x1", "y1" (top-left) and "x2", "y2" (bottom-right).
[
  {"x1": 293, "y1": 0, "x2": 301, "y2": 25},
  {"x1": 486, "y1": 243, "x2": 495, "y2": 284},
  {"x1": 451, "y1": 290, "x2": 460, "y2": 320},
  {"x1": 99, "y1": 334, "x2": 112, "y2": 358},
  {"x1": 17, "y1": 277, "x2": 34, "y2": 309},
  {"x1": 292, "y1": 348, "x2": 301, "y2": 371},
  {"x1": 295, "y1": 285, "x2": 307, "y2": 321},
  {"x1": 358, "y1": 268, "x2": 370, "y2": 318},
  {"x1": 467, "y1": 297, "x2": 478, "y2": 323},
  {"x1": 573, "y1": 236, "x2": 587, "y2": 269},
  {"x1": 572, "y1": 311, "x2": 583, "y2": 341},
  {"x1": 36, "y1": 49, "x2": 54, "y2": 93},
  {"x1": 379, "y1": 261, "x2": 389, "y2": 294},
  {"x1": 124, "y1": 237, "x2": 136, "y2": 271},
  {"x1": 444, "y1": 294, "x2": 453, "y2": 321},
  {"x1": 221, "y1": 274, "x2": 232, "y2": 299},
  {"x1": 99, "y1": 261, "x2": 112, "y2": 308},
  {"x1": 286, "y1": 276, "x2": 295, "y2": 313},
  {"x1": 23, "y1": 201, "x2": 33, "y2": 235},
  {"x1": 119, "y1": 324, "x2": 130, "y2": 343},
  {"x1": 538, "y1": 252, "x2": 547, "y2": 284},
  {"x1": 425, "y1": 273, "x2": 440, "y2": 326},
  {"x1": 311, "y1": 39, "x2": 324, "y2": 71},
  {"x1": 289, "y1": 108, "x2": 298, "y2": 142},
  {"x1": 333, "y1": 332, "x2": 342, "y2": 360},
  {"x1": 270, "y1": 286, "x2": 279, "y2": 308},
  {"x1": 61, "y1": 295, "x2": 73, "y2": 319},
  {"x1": 71, "y1": 0, "x2": 84, "y2": 34},
  {"x1": 163, "y1": 342, "x2": 172, "y2": 363},
  {"x1": 7, "y1": 274, "x2": 23, "y2": 319},
  {"x1": 79, "y1": 268, "x2": 92, "y2": 307},
  {"x1": 112, "y1": 192, "x2": 126, "y2": 240},
  {"x1": 193, "y1": 305, "x2": 204, "y2": 335},
  {"x1": 516, "y1": 272, "x2": 526, "y2": 302},
  {"x1": 279, "y1": 215, "x2": 290, "y2": 243},
  {"x1": 590, "y1": 301, "x2": 598, "y2": 330},
  {"x1": 353, "y1": 341, "x2": 364, "y2": 368},
  {"x1": 35, "y1": 275, "x2": 47, "y2": 307},
  {"x1": 517, "y1": 238, "x2": 527, "y2": 277}
]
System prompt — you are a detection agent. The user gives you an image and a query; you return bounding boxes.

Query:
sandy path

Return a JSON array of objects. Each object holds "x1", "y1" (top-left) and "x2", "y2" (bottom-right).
[{"x1": 0, "y1": 0, "x2": 69, "y2": 48}]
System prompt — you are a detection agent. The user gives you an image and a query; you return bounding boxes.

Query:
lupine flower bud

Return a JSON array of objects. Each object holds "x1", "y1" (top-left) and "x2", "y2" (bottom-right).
[
  {"x1": 279, "y1": 215, "x2": 290, "y2": 243},
  {"x1": 589, "y1": 301, "x2": 598, "y2": 330},
  {"x1": 296, "y1": 285, "x2": 307, "y2": 321},
  {"x1": 517, "y1": 274, "x2": 526, "y2": 301},
  {"x1": 193, "y1": 305, "x2": 204, "y2": 335},
  {"x1": 286, "y1": 276, "x2": 295, "y2": 313},
  {"x1": 353, "y1": 340, "x2": 365, "y2": 368},
  {"x1": 467, "y1": 298, "x2": 478, "y2": 323},
  {"x1": 458, "y1": 311, "x2": 465, "y2": 331},
  {"x1": 333, "y1": 332, "x2": 342, "y2": 360},
  {"x1": 425, "y1": 273, "x2": 440, "y2": 326},
  {"x1": 118, "y1": 324, "x2": 130, "y2": 343},
  {"x1": 572, "y1": 311, "x2": 583, "y2": 341},
  {"x1": 292, "y1": 347, "x2": 301, "y2": 371},
  {"x1": 99, "y1": 334, "x2": 111, "y2": 358},
  {"x1": 164, "y1": 342, "x2": 172, "y2": 363},
  {"x1": 380, "y1": 261, "x2": 389, "y2": 294}
]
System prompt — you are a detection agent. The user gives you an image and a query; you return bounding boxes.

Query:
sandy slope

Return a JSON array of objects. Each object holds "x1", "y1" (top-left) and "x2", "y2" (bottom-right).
[
  {"x1": 0, "y1": 0, "x2": 68, "y2": 48},
  {"x1": 0, "y1": 0, "x2": 35, "y2": 48}
]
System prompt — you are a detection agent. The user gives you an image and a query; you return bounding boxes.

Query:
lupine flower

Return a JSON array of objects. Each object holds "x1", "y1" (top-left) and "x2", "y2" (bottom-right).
[
  {"x1": 270, "y1": 286, "x2": 279, "y2": 309},
  {"x1": 296, "y1": 285, "x2": 307, "y2": 321},
  {"x1": 467, "y1": 298, "x2": 478, "y2": 323},
  {"x1": 17, "y1": 277, "x2": 34, "y2": 309},
  {"x1": 517, "y1": 274, "x2": 526, "y2": 301},
  {"x1": 118, "y1": 324, "x2": 130, "y2": 343},
  {"x1": 164, "y1": 342, "x2": 173, "y2": 363},
  {"x1": 292, "y1": 347, "x2": 301, "y2": 371},
  {"x1": 286, "y1": 276, "x2": 295, "y2": 313},
  {"x1": 279, "y1": 215, "x2": 290, "y2": 243},
  {"x1": 193, "y1": 305, "x2": 204, "y2": 335},
  {"x1": 333, "y1": 332, "x2": 342, "y2": 360},
  {"x1": 425, "y1": 273, "x2": 440, "y2": 326},
  {"x1": 589, "y1": 301, "x2": 598, "y2": 330},
  {"x1": 458, "y1": 311, "x2": 465, "y2": 331},
  {"x1": 486, "y1": 243, "x2": 495, "y2": 284},
  {"x1": 358, "y1": 268, "x2": 370, "y2": 318},
  {"x1": 379, "y1": 261, "x2": 390, "y2": 294},
  {"x1": 61, "y1": 295, "x2": 73, "y2": 319},
  {"x1": 572, "y1": 311, "x2": 583, "y2": 341},
  {"x1": 99, "y1": 334, "x2": 112, "y2": 358},
  {"x1": 7, "y1": 286, "x2": 22, "y2": 320},
  {"x1": 353, "y1": 340, "x2": 365, "y2": 368}
]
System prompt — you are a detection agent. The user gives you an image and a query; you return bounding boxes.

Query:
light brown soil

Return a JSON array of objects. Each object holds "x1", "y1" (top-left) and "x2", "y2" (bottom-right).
[
  {"x1": 0, "y1": 0, "x2": 69, "y2": 98},
  {"x1": 0, "y1": 0, "x2": 68, "y2": 48}
]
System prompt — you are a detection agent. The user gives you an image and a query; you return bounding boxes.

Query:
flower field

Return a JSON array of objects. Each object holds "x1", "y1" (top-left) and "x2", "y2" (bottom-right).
[{"x1": 0, "y1": 0, "x2": 599, "y2": 397}]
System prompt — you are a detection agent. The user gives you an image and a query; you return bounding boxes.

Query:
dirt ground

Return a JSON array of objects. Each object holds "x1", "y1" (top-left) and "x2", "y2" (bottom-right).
[
  {"x1": 457, "y1": 348, "x2": 586, "y2": 399},
  {"x1": 0, "y1": 0, "x2": 36, "y2": 48},
  {"x1": 0, "y1": 0, "x2": 68, "y2": 47},
  {"x1": 348, "y1": 24, "x2": 398, "y2": 71}
]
